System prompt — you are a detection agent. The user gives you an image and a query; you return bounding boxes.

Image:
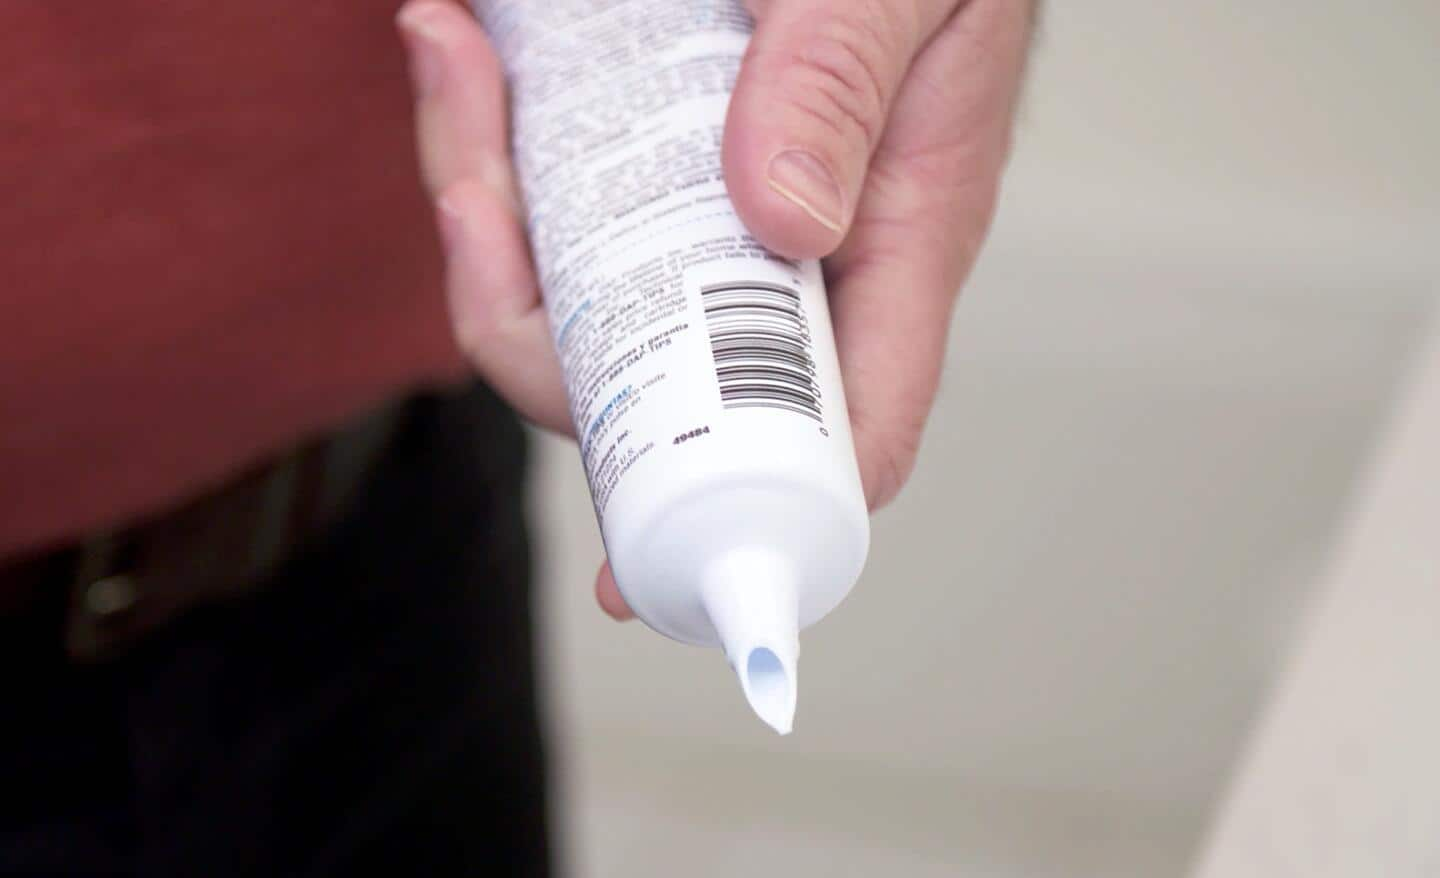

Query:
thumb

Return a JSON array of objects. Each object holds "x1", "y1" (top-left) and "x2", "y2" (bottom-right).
[{"x1": 723, "y1": 0, "x2": 953, "y2": 259}]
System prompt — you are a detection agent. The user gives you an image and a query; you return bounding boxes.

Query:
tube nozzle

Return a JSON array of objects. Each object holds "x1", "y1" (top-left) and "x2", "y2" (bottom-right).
[{"x1": 701, "y1": 549, "x2": 800, "y2": 735}]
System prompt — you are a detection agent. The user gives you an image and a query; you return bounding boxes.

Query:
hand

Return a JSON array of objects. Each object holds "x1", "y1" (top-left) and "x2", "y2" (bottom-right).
[{"x1": 396, "y1": 0, "x2": 1037, "y2": 620}]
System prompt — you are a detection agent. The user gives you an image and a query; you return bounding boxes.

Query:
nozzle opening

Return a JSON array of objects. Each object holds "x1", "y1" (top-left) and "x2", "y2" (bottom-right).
[
  {"x1": 742, "y1": 647, "x2": 794, "y2": 735},
  {"x1": 700, "y1": 547, "x2": 800, "y2": 735}
]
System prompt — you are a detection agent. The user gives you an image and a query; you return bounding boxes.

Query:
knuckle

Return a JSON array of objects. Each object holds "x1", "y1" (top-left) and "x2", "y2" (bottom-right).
[
  {"x1": 880, "y1": 410, "x2": 928, "y2": 502},
  {"x1": 783, "y1": 6, "x2": 908, "y2": 153},
  {"x1": 850, "y1": 377, "x2": 934, "y2": 511},
  {"x1": 866, "y1": 426, "x2": 922, "y2": 510}
]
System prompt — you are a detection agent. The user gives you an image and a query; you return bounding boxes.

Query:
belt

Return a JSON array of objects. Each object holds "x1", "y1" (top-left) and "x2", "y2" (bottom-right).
[{"x1": 0, "y1": 403, "x2": 405, "y2": 661}]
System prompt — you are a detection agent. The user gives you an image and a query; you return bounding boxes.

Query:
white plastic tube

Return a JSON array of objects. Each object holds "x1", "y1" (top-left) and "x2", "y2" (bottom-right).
[{"x1": 475, "y1": 0, "x2": 868, "y2": 734}]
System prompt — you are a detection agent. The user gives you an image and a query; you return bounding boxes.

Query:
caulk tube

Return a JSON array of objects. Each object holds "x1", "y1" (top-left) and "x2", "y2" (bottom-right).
[{"x1": 475, "y1": 0, "x2": 868, "y2": 734}]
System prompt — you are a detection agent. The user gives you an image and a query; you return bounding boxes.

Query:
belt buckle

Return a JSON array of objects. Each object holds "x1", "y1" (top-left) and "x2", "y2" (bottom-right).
[
  {"x1": 62, "y1": 450, "x2": 304, "y2": 662},
  {"x1": 64, "y1": 532, "x2": 139, "y2": 661},
  {"x1": 58, "y1": 403, "x2": 401, "y2": 662}
]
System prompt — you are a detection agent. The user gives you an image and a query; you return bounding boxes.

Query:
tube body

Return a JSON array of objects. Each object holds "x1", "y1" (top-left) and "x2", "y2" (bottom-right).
[{"x1": 477, "y1": 0, "x2": 868, "y2": 729}]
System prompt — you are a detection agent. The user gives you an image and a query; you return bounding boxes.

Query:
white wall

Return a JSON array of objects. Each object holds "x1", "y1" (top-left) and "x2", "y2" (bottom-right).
[{"x1": 530, "y1": 2, "x2": 1440, "y2": 875}]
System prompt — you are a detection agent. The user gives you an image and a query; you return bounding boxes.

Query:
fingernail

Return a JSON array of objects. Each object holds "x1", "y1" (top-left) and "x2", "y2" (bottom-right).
[
  {"x1": 396, "y1": 5, "x2": 447, "y2": 97},
  {"x1": 766, "y1": 150, "x2": 844, "y2": 233}
]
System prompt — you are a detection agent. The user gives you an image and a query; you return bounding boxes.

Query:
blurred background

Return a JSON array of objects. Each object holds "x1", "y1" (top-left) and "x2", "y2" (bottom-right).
[{"x1": 528, "y1": 1, "x2": 1440, "y2": 875}]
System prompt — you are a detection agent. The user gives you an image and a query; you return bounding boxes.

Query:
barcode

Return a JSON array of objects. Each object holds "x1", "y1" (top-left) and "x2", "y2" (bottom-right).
[{"x1": 700, "y1": 281, "x2": 822, "y2": 421}]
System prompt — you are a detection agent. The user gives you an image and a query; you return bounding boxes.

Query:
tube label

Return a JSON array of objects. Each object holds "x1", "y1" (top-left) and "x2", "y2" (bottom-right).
[{"x1": 479, "y1": 1, "x2": 842, "y2": 519}]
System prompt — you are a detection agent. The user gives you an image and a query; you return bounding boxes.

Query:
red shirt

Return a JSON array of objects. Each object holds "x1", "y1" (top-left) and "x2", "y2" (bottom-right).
[{"x1": 0, "y1": 0, "x2": 467, "y2": 559}]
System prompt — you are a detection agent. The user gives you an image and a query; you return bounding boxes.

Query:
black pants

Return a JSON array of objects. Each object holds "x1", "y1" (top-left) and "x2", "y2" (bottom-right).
[{"x1": 0, "y1": 386, "x2": 551, "y2": 876}]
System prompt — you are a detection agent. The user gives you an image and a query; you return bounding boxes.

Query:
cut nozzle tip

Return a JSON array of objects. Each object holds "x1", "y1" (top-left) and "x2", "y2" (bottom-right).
[
  {"x1": 740, "y1": 647, "x2": 796, "y2": 735},
  {"x1": 699, "y1": 550, "x2": 800, "y2": 734}
]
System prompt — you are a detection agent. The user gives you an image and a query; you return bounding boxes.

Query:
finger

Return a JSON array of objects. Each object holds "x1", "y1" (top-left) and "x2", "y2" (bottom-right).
[
  {"x1": 724, "y1": 0, "x2": 958, "y2": 259},
  {"x1": 827, "y1": 0, "x2": 1035, "y2": 508},
  {"x1": 398, "y1": 0, "x2": 520, "y2": 205},
  {"x1": 435, "y1": 182, "x2": 572, "y2": 433},
  {"x1": 397, "y1": 1, "x2": 572, "y2": 433},
  {"x1": 594, "y1": 561, "x2": 635, "y2": 621}
]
